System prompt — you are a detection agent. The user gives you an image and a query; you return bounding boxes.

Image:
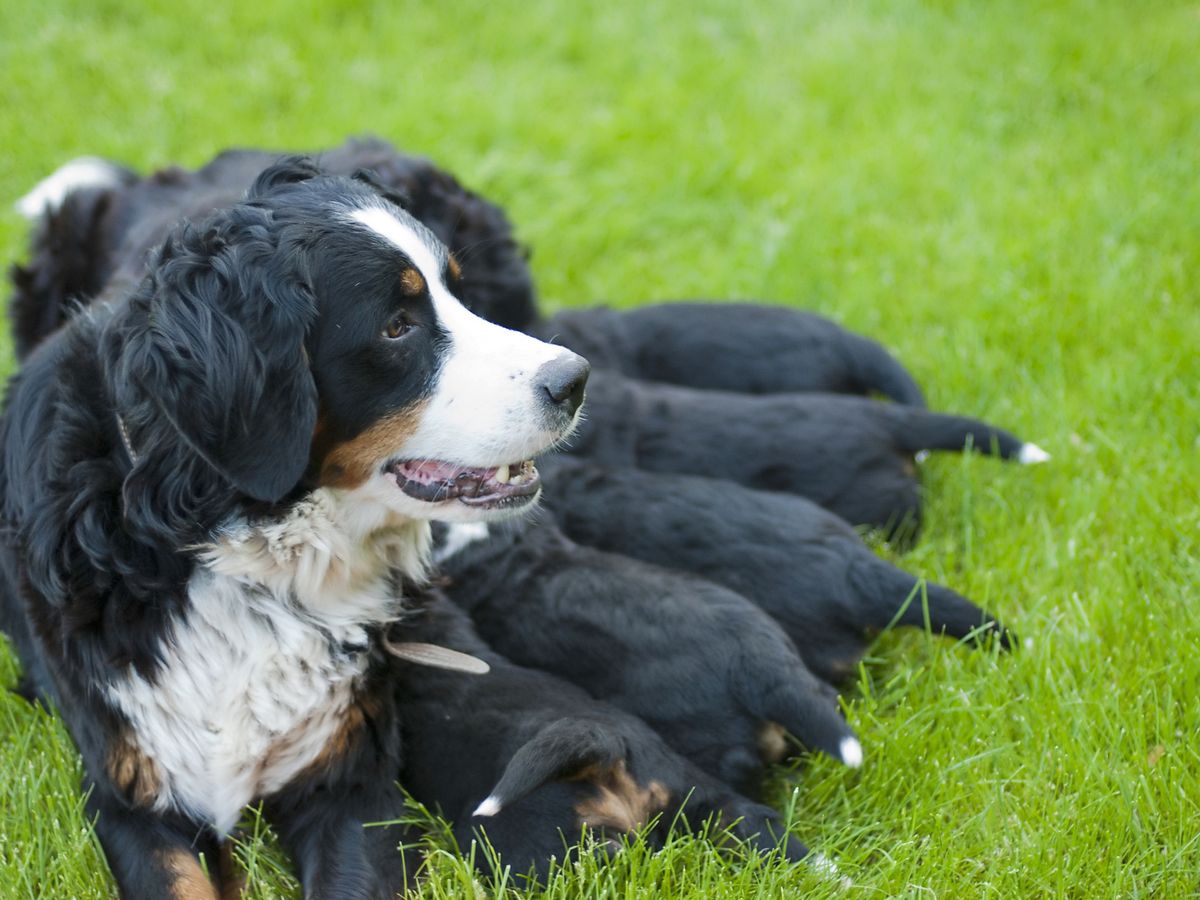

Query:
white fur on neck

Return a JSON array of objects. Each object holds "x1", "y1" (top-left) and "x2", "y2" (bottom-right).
[
  {"x1": 200, "y1": 486, "x2": 432, "y2": 625},
  {"x1": 109, "y1": 487, "x2": 432, "y2": 833}
]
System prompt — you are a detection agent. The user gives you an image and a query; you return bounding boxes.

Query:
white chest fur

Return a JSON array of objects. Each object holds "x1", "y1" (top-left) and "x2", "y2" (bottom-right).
[{"x1": 106, "y1": 489, "x2": 429, "y2": 834}]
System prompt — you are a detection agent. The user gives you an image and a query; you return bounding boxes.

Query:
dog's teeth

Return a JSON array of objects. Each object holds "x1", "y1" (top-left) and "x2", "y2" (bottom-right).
[
  {"x1": 495, "y1": 464, "x2": 510, "y2": 484},
  {"x1": 508, "y1": 461, "x2": 534, "y2": 485}
]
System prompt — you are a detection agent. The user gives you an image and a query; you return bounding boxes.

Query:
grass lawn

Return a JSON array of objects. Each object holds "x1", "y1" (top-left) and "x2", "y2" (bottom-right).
[{"x1": 2, "y1": 0, "x2": 1198, "y2": 896}]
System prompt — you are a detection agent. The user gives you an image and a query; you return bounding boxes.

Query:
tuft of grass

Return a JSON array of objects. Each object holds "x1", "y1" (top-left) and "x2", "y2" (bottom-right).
[{"x1": 2, "y1": 0, "x2": 1198, "y2": 896}]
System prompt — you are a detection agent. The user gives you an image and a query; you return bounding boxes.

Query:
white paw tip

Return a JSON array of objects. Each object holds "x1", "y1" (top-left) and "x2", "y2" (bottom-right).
[
  {"x1": 472, "y1": 795, "x2": 501, "y2": 818},
  {"x1": 914, "y1": 449, "x2": 931, "y2": 464},
  {"x1": 1018, "y1": 443, "x2": 1051, "y2": 465},
  {"x1": 839, "y1": 736, "x2": 863, "y2": 768}
]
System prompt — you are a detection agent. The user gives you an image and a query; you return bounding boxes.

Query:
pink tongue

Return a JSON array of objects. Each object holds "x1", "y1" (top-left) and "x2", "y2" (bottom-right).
[{"x1": 398, "y1": 461, "x2": 498, "y2": 484}]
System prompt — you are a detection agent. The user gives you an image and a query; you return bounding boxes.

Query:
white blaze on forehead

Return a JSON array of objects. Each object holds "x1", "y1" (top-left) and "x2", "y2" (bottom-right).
[
  {"x1": 350, "y1": 206, "x2": 448, "y2": 288},
  {"x1": 348, "y1": 205, "x2": 578, "y2": 468}
]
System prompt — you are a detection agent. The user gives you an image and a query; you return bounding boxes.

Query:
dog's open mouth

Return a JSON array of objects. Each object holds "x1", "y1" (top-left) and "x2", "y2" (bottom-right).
[{"x1": 387, "y1": 459, "x2": 541, "y2": 509}]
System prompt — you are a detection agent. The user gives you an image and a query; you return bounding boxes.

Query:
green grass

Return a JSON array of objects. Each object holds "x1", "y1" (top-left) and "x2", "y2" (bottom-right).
[{"x1": 2, "y1": 0, "x2": 1199, "y2": 896}]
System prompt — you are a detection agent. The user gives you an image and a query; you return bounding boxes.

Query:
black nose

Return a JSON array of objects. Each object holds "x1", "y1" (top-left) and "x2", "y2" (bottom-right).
[{"x1": 537, "y1": 352, "x2": 590, "y2": 417}]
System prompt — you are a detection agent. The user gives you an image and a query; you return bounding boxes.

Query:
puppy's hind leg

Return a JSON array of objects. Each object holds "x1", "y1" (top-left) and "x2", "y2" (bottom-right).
[
  {"x1": 473, "y1": 718, "x2": 627, "y2": 818},
  {"x1": 841, "y1": 329, "x2": 926, "y2": 407},
  {"x1": 668, "y1": 777, "x2": 825, "y2": 871},
  {"x1": 744, "y1": 662, "x2": 863, "y2": 769},
  {"x1": 850, "y1": 557, "x2": 1017, "y2": 649},
  {"x1": 889, "y1": 407, "x2": 1048, "y2": 464}
]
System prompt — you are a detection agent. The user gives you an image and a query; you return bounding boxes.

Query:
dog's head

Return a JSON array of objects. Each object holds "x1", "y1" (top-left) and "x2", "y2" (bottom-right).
[{"x1": 106, "y1": 157, "x2": 587, "y2": 533}]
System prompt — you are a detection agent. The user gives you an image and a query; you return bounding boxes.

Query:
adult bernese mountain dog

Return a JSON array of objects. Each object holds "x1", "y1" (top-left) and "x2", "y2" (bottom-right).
[{"x1": 0, "y1": 156, "x2": 588, "y2": 898}]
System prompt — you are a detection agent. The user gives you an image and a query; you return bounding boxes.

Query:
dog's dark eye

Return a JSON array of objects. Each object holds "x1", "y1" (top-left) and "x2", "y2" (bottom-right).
[{"x1": 383, "y1": 314, "x2": 413, "y2": 340}]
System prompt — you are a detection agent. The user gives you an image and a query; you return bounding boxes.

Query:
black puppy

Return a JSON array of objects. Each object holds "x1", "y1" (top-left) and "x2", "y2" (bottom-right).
[
  {"x1": 566, "y1": 370, "x2": 1049, "y2": 536},
  {"x1": 435, "y1": 517, "x2": 861, "y2": 795},
  {"x1": 534, "y1": 301, "x2": 925, "y2": 403},
  {"x1": 10, "y1": 135, "x2": 536, "y2": 361},
  {"x1": 393, "y1": 593, "x2": 833, "y2": 883},
  {"x1": 541, "y1": 459, "x2": 1016, "y2": 684}
]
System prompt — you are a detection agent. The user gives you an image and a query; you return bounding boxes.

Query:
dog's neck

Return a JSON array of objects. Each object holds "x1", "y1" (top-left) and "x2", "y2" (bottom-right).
[{"x1": 200, "y1": 488, "x2": 432, "y2": 628}]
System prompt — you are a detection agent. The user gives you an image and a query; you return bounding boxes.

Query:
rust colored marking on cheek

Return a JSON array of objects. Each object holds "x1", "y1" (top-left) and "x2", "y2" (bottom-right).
[
  {"x1": 572, "y1": 760, "x2": 670, "y2": 833},
  {"x1": 160, "y1": 848, "x2": 220, "y2": 900},
  {"x1": 317, "y1": 402, "x2": 429, "y2": 489},
  {"x1": 107, "y1": 731, "x2": 164, "y2": 808},
  {"x1": 399, "y1": 267, "x2": 426, "y2": 296},
  {"x1": 446, "y1": 254, "x2": 462, "y2": 283}
]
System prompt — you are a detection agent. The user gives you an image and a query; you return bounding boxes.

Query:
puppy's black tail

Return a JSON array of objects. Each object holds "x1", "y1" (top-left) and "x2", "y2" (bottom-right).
[
  {"x1": 472, "y1": 718, "x2": 626, "y2": 819},
  {"x1": 747, "y1": 669, "x2": 863, "y2": 769},
  {"x1": 888, "y1": 407, "x2": 1049, "y2": 464},
  {"x1": 9, "y1": 158, "x2": 137, "y2": 361},
  {"x1": 850, "y1": 557, "x2": 1017, "y2": 650},
  {"x1": 844, "y1": 331, "x2": 926, "y2": 407}
]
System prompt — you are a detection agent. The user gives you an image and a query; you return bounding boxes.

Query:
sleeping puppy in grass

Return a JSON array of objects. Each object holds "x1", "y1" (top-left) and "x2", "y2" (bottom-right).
[
  {"x1": 434, "y1": 517, "x2": 861, "y2": 795},
  {"x1": 566, "y1": 370, "x2": 1049, "y2": 539},
  {"x1": 540, "y1": 459, "x2": 1016, "y2": 685},
  {"x1": 393, "y1": 592, "x2": 829, "y2": 884},
  {"x1": 533, "y1": 301, "x2": 925, "y2": 404}
]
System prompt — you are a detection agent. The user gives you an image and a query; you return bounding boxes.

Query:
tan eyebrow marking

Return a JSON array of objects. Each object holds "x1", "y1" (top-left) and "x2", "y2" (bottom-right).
[
  {"x1": 446, "y1": 254, "x2": 462, "y2": 282},
  {"x1": 399, "y1": 267, "x2": 426, "y2": 296}
]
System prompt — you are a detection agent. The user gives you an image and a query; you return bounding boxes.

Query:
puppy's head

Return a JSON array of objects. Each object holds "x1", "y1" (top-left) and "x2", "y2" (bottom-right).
[{"x1": 108, "y1": 157, "x2": 587, "y2": 529}]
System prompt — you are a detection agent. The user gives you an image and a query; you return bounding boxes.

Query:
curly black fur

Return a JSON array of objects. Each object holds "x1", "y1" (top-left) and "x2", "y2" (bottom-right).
[{"x1": 8, "y1": 137, "x2": 537, "y2": 361}]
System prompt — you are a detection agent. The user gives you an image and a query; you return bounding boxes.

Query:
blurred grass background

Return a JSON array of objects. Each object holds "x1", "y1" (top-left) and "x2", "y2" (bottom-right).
[{"x1": 2, "y1": 0, "x2": 1198, "y2": 896}]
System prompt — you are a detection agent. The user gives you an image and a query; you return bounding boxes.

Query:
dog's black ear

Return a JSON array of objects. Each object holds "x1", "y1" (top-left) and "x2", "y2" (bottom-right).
[
  {"x1": 111, "y1": 206, "x2": 317, "y2": 504},
  {"x1": 247, "y1": 155, "x2": 324, "y2": 200},
  {"x1": 351, "y1": 167, "x2": 415, "y2": 211}
]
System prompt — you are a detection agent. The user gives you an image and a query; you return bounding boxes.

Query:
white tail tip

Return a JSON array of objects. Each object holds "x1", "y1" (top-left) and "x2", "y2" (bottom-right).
[
  {"x1": 839, "y1": 736, "x2": 863, "y2": 768},
  {"x1": 808, "y1": 852, "x2": 839, "y2": 877},
  {"x1": 1018, "y1": 443, "x2": 1051, "y2": 465},
  {"x1": 472, "y1": 795, "x2": 501, "y2": 818},
  {"x1": 808, "y1": 851, "x2": 852, "y2": 887},
  {"x1": 15, "y1": 157, "x2": 127, "y2": 220}
]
